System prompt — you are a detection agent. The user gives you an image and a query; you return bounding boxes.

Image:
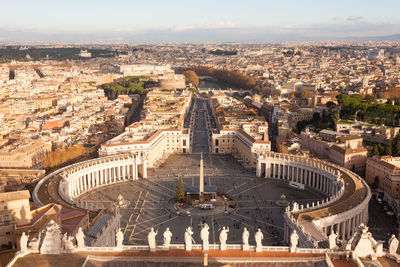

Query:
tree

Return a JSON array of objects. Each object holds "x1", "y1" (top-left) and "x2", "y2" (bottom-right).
[
  {"x1": 385, "y1": 141, "x2": 393, "y2": 156},
  {"x1": 394, "y1": 138, "x2": 400, "y2": 156},
  {"x1": 372, "y1": 144, "x2": 380, "y2": 156},
  {"x1": 326, "y1": 101, "x2": 337, "y2": 110},
  {"x1": 183, "y1": 70, "x2": 199, "y2": 86},
  {"x1": 175, "y1": 177, "x2": 185, "y2": 203},
  {"x1": 364, "y1": 95, "x2": 377, "y2": 105},
  {"x1": 312, "y1": 112, "x2": 321, "y2": 122},
  {"x1": 330, "y1": 112, "x2": 340, "y2": 123}
]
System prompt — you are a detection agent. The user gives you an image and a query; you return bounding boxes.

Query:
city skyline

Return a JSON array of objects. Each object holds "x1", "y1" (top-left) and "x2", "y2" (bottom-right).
[{"x1": 1, "y1": 0, "x2": 400, "y2": 42}]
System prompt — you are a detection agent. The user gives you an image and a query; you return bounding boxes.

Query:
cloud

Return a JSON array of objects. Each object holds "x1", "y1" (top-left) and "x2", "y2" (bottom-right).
[
  {"x1": 1, "y1": 21, "x2": 400, "y2": 42},
  {"x1": 170, "y1": 22, "x2": 240, "y2": 32},
  {"x1": 347, "y1": 16, "x2": 363, "y2": 21}
]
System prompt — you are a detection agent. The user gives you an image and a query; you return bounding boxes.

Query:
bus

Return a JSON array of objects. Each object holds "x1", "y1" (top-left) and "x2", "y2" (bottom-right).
[{"x1": 289, "y1": 181, "x2": 305, "y2": 190}]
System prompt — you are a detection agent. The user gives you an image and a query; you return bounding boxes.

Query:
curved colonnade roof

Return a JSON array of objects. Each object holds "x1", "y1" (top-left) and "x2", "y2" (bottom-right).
[{"x1": 295, "y1": 168, "x2": 367, "y2": 222}]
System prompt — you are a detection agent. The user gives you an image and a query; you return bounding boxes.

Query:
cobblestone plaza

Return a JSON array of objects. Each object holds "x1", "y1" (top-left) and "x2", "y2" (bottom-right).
[{"x1": 77, "y1": 153, "x2": 325, "y2": 246}]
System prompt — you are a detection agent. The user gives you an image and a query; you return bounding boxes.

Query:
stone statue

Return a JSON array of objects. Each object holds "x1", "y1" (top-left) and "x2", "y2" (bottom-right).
[
  {"x1": 242, "y1": 227, "x2": 249, "y2": 250},
  {"x1": 388, "y1": 234, "x2": 399, "y2": 255},
  {"x1": 40, "y1": 220, "x2": 62, "y2": 254},
  {"x1": 76, "y1": 227, "x2": 85, "y2": 248},
  {"x1": 30, "y1": 238, "x2": 39, "y2": 251},
  {"x1": 292, "y1": 202, "x2": 299, "y2": 211},
  {"x1": 116, "y1": 228, "x2": 124, "y2": 248},
  {"x1": 147, "y1": 227, "x2": 158, "y2": 251},
  {"x1": 219, "y1": 226, "x2": 229, "y2": 251},
  {"x1": 62, "y1": 233, "x2": 68, "y2": 251},
  {"x1": 290, "y1": 230, "x2": 299, "y2": 252},
  {"x1": 184, "y1": 226, "x2": 194, "y2": 251},
  {"x1": 200, "y1": 223, "x2": 209, "y2": 251},
  {"x1": 163, "y1": 228, "x2": 173, "y2": 249},
  {"x1": 20, "y1": 232, "x2": 28, "y2": 252},
  {"x1": 65, "y1": 236, "x2": 75, "y2": 252},
  {"x1": 328, "y1": 230, "x2": 338, "y2": 249},
  {"x1": 242, "y1": 227, "x2": 249, "y2": 246},
  {"x1": 255, "y1": 228, "x2": 263, "y2": 252}
]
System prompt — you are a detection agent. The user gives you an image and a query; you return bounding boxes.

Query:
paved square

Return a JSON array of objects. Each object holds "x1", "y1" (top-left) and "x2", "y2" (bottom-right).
[{"x1": 78, "y1": 154, "x2": 325, "y2": 247}]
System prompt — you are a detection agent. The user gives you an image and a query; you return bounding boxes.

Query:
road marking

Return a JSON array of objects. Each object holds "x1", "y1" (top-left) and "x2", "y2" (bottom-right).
[
  {"x1": 123, "y1": 191, "x2": 142, "y2": 235},
  {"x1": 129, "y1": 215, "x2": 180, "y2": 239}
]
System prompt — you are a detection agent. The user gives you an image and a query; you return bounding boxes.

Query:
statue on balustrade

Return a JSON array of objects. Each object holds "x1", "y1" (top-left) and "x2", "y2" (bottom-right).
[
  {"x1": 76, "y1": 227, "x2": 86, "y2": 248},
  {"x1": 219, "y1": 226, "x2": 229, "y2": 251},
  {"x1": 328, "y1": 230, "x2": 338, "y2": 249},
  {"x1": 20, "y1": 232, "x2": 28, "y2": 252},
  {"x1": 147, "y1": 227, "x2": 158, "y2": 251},
  {"x1": 40, "y1": 220, "x2": 62, "y2": 254},
  {"x1": 116, "y1": 228, "x2": 124, "y2": 248},
  {"x1": 255, "y1": 228, "x2": 263, "y2": 252},
  {"x1": 163, "y1": 228, "x2": 172, "y2": 249},
  {"x1": 200, "y1": 223, "x2": 209, "y2": 251},
  {"x1": 290, "y1": 230, "x2": 299, "y2": 252},
  {"x1": 388, "y1": 234, "x2": 399, "y2": 255},
  {"x1": 242, "y1": 227, "x2": 249, "y2": 250},
  {"x1": 65, "y1": 236, "x2": 75, "y2": 252},
  {"x1": 184, "y1": 226, "x2": 194, "y2": 251}
]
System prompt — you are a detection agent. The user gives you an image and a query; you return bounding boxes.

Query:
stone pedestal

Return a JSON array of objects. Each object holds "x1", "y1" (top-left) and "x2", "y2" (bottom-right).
[
  {"x1": 290, "y1": 246, "x2": 297, "y2": 253},
  {"x1": 255, "y1": 246, "x2": 262, "y2": 252},
  {"x1": 203, "y1": 243, "x2": 209, "y2": 251},
  {"x1": 386, "y1": 254, "x2": 400, "y2": 263},
  {"x1": 242, "y1": 244, "x2": 249, "y2": 251},
  {"x1": 220, "y1": 244, "x2": 226, "y2": 251}
]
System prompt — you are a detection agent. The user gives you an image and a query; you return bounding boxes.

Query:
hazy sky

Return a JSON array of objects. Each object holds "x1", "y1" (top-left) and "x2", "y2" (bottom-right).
[{"x1": 1, "y1": 0, "x2": 399, "y2": 42}]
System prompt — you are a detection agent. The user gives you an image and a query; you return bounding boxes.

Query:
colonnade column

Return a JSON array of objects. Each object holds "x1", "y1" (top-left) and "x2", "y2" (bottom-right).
[
  {"x1": 256, "y1": 161, "x2": 262, "y2": 177},
  {"x1": 278, "y1": 164, "x2": 281, "y2": 179}
]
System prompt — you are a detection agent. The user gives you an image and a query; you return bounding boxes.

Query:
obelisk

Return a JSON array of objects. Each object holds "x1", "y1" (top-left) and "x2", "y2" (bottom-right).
[{"x1": 199, "y1": 153, "x2": 204, "y2": 197}]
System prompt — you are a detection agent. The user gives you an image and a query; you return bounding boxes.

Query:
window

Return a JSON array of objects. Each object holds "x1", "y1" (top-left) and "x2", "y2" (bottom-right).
[
  {"x1": 4, "y1": 214, "x2": 9, "y2": 222},
  {"x1": 5, "y1": 232, "x2": 10, "y2": 236}
]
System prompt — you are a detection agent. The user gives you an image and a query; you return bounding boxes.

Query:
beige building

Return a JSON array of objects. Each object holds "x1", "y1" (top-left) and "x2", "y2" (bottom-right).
[
  {"x1": 212, "y1": 129, "x2": 270, "y2": 167},
  {"x1": 301, "y1": 131, "x2": 368, "y2": 176},
  {"x1": 287, "y1": 108, "x2": 324, "y2": 127},
  {"x1": 0, "y1": 140, "x2": 52, "y2": 169},
  {"x1": 99, "y1": 126, "x2": 191, "y2": 168},
  {"x1": 99, "y1": 91, "x2": 192, "y2": 168},
  {"x1": 366, "y1": 156, "x2": 400, "y2": 199},
  {"x1": 0, "y1": 190, "x2": 32, "y2": 246},
  {"x1": 329, "y1": 145, "x2": 368, "y2": 175},
  {"x1": 366, "y1": 156, "x2": 400, "y2": 221}
]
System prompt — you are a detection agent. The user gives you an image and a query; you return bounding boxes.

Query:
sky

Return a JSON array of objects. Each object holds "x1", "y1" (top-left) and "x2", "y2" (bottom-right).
[{"x1": 1, "y1": 0, "x2": 400, "y2": 42}]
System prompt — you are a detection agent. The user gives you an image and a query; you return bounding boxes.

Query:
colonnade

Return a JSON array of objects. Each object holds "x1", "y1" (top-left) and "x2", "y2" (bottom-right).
[
  {"x1": 59, "y1": 154, "x2": 147, "y2": 202},
  {"x1": 256, "y1": 152, "x2": 371, "y2": 247},
  {"x1": 321, "y1": 208, "x2": 369, "y2": 240},
  {"x1": 257, "y1": 161, "x2": 339, "y2": 196}
]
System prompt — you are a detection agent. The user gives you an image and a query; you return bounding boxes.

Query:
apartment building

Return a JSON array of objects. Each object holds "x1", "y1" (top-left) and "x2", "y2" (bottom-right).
[{"x1": 0, "y1": 140, "x2": 52, "y2": 169}]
